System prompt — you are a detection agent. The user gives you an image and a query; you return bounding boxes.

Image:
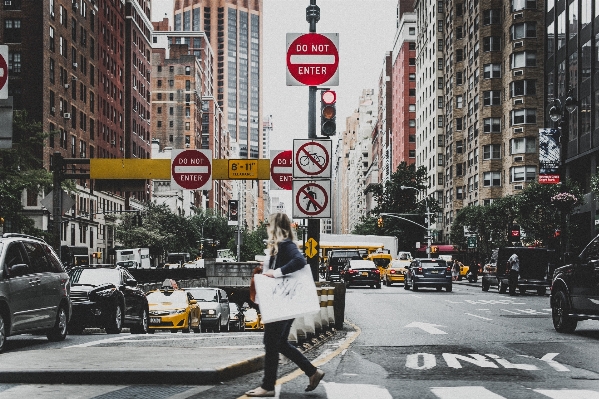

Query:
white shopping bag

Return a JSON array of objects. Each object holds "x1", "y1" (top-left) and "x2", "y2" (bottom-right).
[{"x1": 253, "y1": 264, "x2": 320, "y2": 324}]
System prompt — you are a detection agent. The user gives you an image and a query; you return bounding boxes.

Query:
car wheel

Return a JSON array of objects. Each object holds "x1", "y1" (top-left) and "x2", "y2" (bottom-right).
[
  {"x1": 519, "y1": 287, "x2": 526, "y2": 295},
  {"x1": 552, "y1": 290, "x2": 578, "y2": 333},
  {"x1": 147, "y1": 329, "x2": 155, "y2": 334},
  {"x1": 482, "y1": 280, "x2": 490, "y2": 291},
  {"x1": 446, "y1": 284, "x2": 453, "y2": 292},
  {"x1": 436, "y1": 286, "x2": 442, "y2": 291},
  {"x1": 0, "y1": 313, "x2": 7, "y2": 353},
  {"x1": 131, "y1": 308, "x2": 148, "y2": 334},
  {"x1": 105, "y1": 304, "x2": 123, "y2": 334},
  {"x1": 386, "y1": 279, "x2": 392, "y2": 287},
  {"x1": 411, "y1": 280, "x2": 418, "y2": 291},
  {"x1": 47, "y1": 304, "x2": 68, "y2": 342},
  {"x1": 498, "y1": 280, "x2": 507, "y2": 294},
  {"x1": 537, "y1": 288, "x2": 547, "y2": 296},
  {"x1": 182, "y1": 315, "x2": 192, "y2": 333},
  {"x1": 345, "y1": 281, "x2": 351, "y2": 289},
  {"x1": 376, "y1": 283, "x2": 381, "y2": 289}
]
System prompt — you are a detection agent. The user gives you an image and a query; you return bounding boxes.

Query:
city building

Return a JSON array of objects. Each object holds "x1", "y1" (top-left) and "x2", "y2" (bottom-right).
[{"x1": 545, "y1": 0, "x2": 597, "y2": 243}]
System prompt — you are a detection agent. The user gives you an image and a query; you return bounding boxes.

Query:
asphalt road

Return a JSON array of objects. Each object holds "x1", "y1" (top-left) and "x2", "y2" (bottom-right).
[{"x1": 3, "y1": 281, "x2": 599, "y2": 398}]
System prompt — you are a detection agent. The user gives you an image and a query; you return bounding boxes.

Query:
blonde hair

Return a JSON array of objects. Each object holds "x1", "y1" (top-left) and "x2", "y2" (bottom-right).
[{"x1": 267, "y1": 213, "x2": 295, "y2": 256}]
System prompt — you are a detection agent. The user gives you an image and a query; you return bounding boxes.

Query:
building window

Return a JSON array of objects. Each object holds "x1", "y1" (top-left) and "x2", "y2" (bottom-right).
[
  {"x1": 438, "y1": 96, "x2": 443, "y2": 109},
  {"x1": 456, "y1": 72, "x2": 463, "y2": 85},
  {"x1": 8, "y1": 52, "x2": 21, "y2": 74},
  {"x1": 511, "y1": 51, "x2": 536, "y2": 68},
  {"x1": 409, "y1": 119, "x2": 416, "y2": 127},
  {"x1": 456, "y1": 27, "x2": 463, "y2": 39},
  {"x1": 511, "y1": 22, "x2": 537, "y2": 40},
  {"x1": 409, "y1": 42, "x2": 416, "y2": 50},
  {"x1": 483, "y1": 9, "x2": 500, "y2": 25},
  {"x1": 483, "y1": 144, "x2": 501, "y2": 160},
  {"x1": 409, "y1": 58, "x2": 415, "y2": 65},
  {"x1": 185, "y1": 66, "x2": 191, "y2": 75},
  {"x1": 438, "y1": 154, "x2": 444, "y2": 166},
  {"x1": 511, "y1": 166, "x2": 536, "y2": 182},
  {"x1": 456, "y1": 95, "x2": 463, "y2": 108},
  {"x1": 185, "y1": 122, "x2": 190, "y2": 130},
  {"x1": 456, "y1": 140, "x2": 463, "y2": 153},
  {"x1": 483, "y1": 172, "x2": 501, "y2": 186},
  {"x1": 511, "y1": 109, "x2": 536, "y2": 125},
  {"x1": 511, "y1": 0, "x2": 536, "y2": 12},
  {"x1": 438, "y1": 116, "x2": 444, "y2": 128},
  {"x1": 456, "y1": 49, "x2": 463, "y2": 62},
  {"x1": 511, "y1": 137, "x2": 536, "y2": 154},
  {"x1": 483, "y1": 63, "x2": 501, "y2": 78},
  {"x1": 511, "y1": 80, "x2": 536, "y2": 97},
  {"x1": 409, "y1": 150, "x2": 416, "y2": 157},
  {"x1": 456, "y1": 117, "x2": 463, "y2": 131},
  {"x1": 409, "y1": 27, "x2": 415, "y2": 35},
  {"x1": 169, "y1": 121, "x2": 174, "y2": 127},
  {"x1": 409, "y1": 104, "x2": 416, "y2": 112},
  {"x1": 409, "y1": 88, "x2": 416, "y2": 96},
  {"x1": 483, "y1": 118, "x2": 501, "y2": 133},
  {"x1": 409, "y1": 73, "x2": 416, "y2": 81},
  {"x1": 483, "y1": 36, "x2": 501, "y2": 52},
  {"x1": 483, "y1": 91, "x2": 501, "y2": 106}
]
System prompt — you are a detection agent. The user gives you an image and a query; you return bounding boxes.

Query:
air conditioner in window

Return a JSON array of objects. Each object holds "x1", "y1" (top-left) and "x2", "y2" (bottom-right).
[
  {"x1": 514, "y1": 185, "x2": 523, "y2": 190},
  {"x1": 4, "y1": 1, "x2": 12, "y2": 5},
  {"x1": 514, "y1": 156, "x2": 524, "y2": 162},
  {"x1": 513, "y1": 41, "x2": 523, "y2": 48},
  {"x1": 64, "y1": 83, "x2": 70, "y2": 89},
  {"x1": 514, "y1": 98, "x2": 524, "y2": 105},
  {"x1": 185, "y1": 143, "x2": 190, "y2": 148},
  {"x1": 110, "y1": 140, "x2": 116, "y2": 145},
  {"x1": 514, "y1": 127, "x2": 523, "y2": 133},
  {"x1": 63, "y1": 113, "x2": 71, "y2": 119},
  {"x1": 73, "y1": 2, "x2": 78, "y2": 10},
  {"x1": 513, "y1": 70, "x2": 523, "y2": 76},
  {"x1": 513, "y1": 13, "x2": 523, "y2": 19},
  {"x1": 73, "y1": 62, "x2": 78, "y2": 68}
]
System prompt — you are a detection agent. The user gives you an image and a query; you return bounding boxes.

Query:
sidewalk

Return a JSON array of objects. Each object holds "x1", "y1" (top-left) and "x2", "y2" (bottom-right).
[{"x1": 0, "y1": 330, "x2": 337, "y2": 385}]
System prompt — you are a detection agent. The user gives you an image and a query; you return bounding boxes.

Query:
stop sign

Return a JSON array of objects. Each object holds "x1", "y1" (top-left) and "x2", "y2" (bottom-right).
[
  {"x1": 171, "y1": 149, "x2": 212, "y2": 190},
  {"x1": 286, "y1": 33, "x2": 339, "y2": 86},
  {"x1": 270, "y1": 150, "x2": 292, "y2": 190}
]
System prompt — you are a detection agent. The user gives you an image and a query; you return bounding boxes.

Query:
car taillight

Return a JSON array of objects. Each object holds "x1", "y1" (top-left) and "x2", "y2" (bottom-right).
[
  {"x1": 373, "y1": 269, "x2": 380, "y2": 274},
  {"x1": 329, "y1": 266, "x2": 333, "y2": 271},
  {"x1": 446, "y1": 266, "x2": 451, "y2": 273},
  {"x1": 416, "y1": 267, "x2": 423, "y2": 274}
]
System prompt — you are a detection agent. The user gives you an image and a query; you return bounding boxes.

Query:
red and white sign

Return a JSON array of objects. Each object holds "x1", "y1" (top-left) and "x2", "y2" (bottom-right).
[
  {"x1": 539, "y1": 174, "x2": 560, "y2": 184},
  {"x1": 270, "y1": 150, "x2": 292, "y2": 190},
  {"x1": 293, "y1": 139, "x2": 331, "y2": 178},
  {"x1": 171, "y1": 149, "x2": 212, "y2": 190},
  {"x1": 286, "y1": 33, "x2": 339, "y2": 86},
  {"x1": 292, "y1": 179, "x2": 331, "y2": 218},
  {"x1": 0, "y1": 45, "x2": 8, "y2": 100}
]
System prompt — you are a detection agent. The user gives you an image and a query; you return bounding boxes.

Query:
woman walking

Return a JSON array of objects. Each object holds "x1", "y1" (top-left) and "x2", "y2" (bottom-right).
[{"x1": 245, "y1": 212, "x2": 325, "y2": 397}]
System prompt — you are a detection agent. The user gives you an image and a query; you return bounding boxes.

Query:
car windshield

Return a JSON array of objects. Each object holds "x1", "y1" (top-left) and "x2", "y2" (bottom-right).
[
  {"x1": 147, "y1": 290, "x2": 188, "y2": 307},
  {"x1": 349, "y1": 260, "x2": 376, "y2": 270},
  {"x1": 186, "y1": 289, "x2": 217, "y2": 302},
  {"x1": 70, "y1": 268, "x2": 121, "y2": 285}
]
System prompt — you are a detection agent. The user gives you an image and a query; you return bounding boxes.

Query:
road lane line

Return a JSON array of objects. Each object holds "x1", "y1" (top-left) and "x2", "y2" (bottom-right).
[
  {"x1": 322, "y1": 382, "x2": 393, "y2": 399},
  {"x1": 431, "y1": 386, "x2": 506, "y2": 399},
  {"x1": 465, "y1": 313, "x2": 493, "y2": 320},
  {"x1": 534, "y1": 389, "x2": 599, "y2": 399}
]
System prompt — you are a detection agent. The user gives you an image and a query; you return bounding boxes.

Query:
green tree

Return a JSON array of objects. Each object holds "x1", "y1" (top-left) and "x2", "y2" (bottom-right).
[
  {"x1": 0, "y1": 111, "x2": 54, "y2": 236},
  {"x1": 237, "y1": 220, "x2": 269, "y2": 262}
]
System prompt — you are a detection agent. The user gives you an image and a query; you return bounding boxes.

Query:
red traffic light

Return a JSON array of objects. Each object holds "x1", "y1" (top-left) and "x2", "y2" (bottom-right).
[{"x1": 321, "y1": 90, "x2": 336, "y2": 104}]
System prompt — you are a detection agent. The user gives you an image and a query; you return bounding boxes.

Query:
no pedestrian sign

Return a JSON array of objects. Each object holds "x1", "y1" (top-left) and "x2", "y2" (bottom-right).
[
  {"x1": 286, "y1": 33, "x2": 339, "y2": 86},
  {"x1": 171, "y1": 149, "x2": 212, "y2": 190},
  {"x1": 292, "y1": 179, "x2": 331, "y2": 219}
]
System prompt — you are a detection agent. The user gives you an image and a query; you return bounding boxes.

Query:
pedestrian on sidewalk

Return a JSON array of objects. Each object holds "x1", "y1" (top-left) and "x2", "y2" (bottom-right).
[
  {"x1": 452, "y1": 259, "x2": 461, "y2": 281},
  {"x1": 245, "y1": 212, "x2": 325, "y2": 398},
  {"x1": 508, "y1": 253, "x2": 520, "y2": 296}
]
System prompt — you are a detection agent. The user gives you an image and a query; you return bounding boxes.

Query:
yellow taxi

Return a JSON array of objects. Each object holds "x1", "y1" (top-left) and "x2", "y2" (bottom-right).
[
  {"x1": 244, "y1": 307, "x2": 264, "y2": 330},
  {"x1": 368, "y1": 252, "x2": 393, "y2": 276},
  {"x1": 146, "y1": 288, "x2": 201, "y2": 333},
  {"x1": 383, "y1": 252, "x2": 412, "y2": 286}
]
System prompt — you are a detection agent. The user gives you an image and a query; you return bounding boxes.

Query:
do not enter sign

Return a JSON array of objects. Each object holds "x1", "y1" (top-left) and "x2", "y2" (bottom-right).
[
  {"x1": 270, "y1": 150, "x2": 292, "y2": 190},
  {"x1": 286, "y1": 33, "x2": 339, "y2": 86},
  {"x1": 171, "y1": 149, "x2": 212, "y2": 190},
  {"x1": 0, "y1": 45, "x2": 8, "y2": 100}
]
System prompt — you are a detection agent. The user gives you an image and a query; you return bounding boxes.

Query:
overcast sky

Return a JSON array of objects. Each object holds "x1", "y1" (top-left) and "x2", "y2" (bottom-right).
[{"x1": 152, "y1": 0, "x2": 398, "y2": 214}]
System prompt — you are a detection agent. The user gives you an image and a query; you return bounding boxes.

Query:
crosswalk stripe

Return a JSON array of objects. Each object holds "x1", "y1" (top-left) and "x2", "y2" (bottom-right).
[
  {"x1": 431, "y1": 386, "x2": 506, "y2": 399},
  {"x1": 534, "y1": 389, "x2": 599, "y2": 399},
  {"x1": 322, "y1": 382, "x2": 393, "y2": 399}
]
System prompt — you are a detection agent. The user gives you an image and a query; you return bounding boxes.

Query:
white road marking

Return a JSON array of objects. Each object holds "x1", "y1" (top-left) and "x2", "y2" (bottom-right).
[
  {"x1": 442, "y1": 353, "x2": 499, "y2": 369},
  {"x1": 405, "y1": 322, "x2": 447, "y2": 334},
  {"x1": 465, "y1": 313, "x2": 493, "y2": 320},
  {"x1": 534, "y1": 389, "x2": 599, "y2": 399},
  {"x1": 0, "y1": 385, "x2": 127, "y2": 399},
  {"x1": 406, "y1": 353, "x2": 436, "y2": 370},
  {"x1": 323, "y1": 382, "x2": 393, "y2": 399},
  {"x1": 539, "y1": 353, "x2": 570, "y2": 372},
  {"x1": 431, "y1": 386, "x2": 506, "y2": 399},
  {"x1": 485, "y1": 354, "x2": 539, "y2": 370},
  {"x1": 66, "y1": 333, "x2": 264, "y2": 348}
]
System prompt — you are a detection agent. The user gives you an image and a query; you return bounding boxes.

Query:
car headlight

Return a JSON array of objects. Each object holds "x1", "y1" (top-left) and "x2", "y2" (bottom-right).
[
  {"x1": 169, "y1": 309, "x2": 187, "y2": 315},
  {"x1": 94, "y1": 287, "x2": 116, "y2": 297},
  {"x1": 207, "y1": 309, "x2": 215, "y2": 315}
]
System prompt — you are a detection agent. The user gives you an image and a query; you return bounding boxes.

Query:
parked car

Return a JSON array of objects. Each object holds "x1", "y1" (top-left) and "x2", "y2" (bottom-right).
[
  {"x1": 68, "y1": 265, "x2": 149, "y2": 334},
  {"x1": 551, "y1": 234, "x2": 599, "y2": 333},
  {"x1": 481, "y1": 247, "x2": 555, "y2": 295},
  {"x1": 183, "y1": 287, "x2": 230, "y2": 332},
  {"x1": 228, "y1": 302, "x2": 245, "y2": 331},
  {"x1": 382, "y1": 257, "x2": 410, "y2": 286},
  {"x1": 404, "y1": 258, "x2": 452, "y2": 292},
  {"x1": 147, "y1": 288, "x2": 201, "y2": 333},
  {"x1": 342, "y1": 259, "x2": 381, "y2": 289},
  {"x1": 326, "y1": 250, "x2": 362, "y2": 281},
  {"x1": 243, "y1": 307, "x2": 263, "y2": 330},
  {"x1": 0, "y1": 233, "x2": 71, "y2": 353}
]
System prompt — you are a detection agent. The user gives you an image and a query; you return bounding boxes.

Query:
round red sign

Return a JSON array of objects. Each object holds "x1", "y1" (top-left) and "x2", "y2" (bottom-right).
[
  {"x1": 287, "y1": 33, "x2": 339, "y2": 86},
  {"x1": 271, "y1": 150, "x2": 292, "y2": 190},
  {"x1": 0, "y1": 54, "x2": 7, "y2": 91},
  {"x1": 171, "y1": 150, "x2": 211, "y2": 190}
]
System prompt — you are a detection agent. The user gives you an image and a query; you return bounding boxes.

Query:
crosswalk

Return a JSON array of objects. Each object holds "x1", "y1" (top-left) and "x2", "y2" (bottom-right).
[{"x1": 2, "y1": 384, "x2": 599, "y2": 399}]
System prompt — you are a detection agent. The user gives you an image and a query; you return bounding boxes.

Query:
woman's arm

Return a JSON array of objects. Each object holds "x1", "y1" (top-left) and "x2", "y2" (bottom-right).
[{"x1": 264, "y1": 241, "x2": 306, "y2": 278}]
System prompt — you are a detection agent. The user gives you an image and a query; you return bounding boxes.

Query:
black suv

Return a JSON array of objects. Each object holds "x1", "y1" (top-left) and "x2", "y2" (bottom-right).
[
  {"x1": 326, "y1": 250, "x2": 362, "y2": 281},
  {"x1": 68, "y1": 265, "x2": 149, "y2": 334},
  {"x1": 0, "y1": 233, "x2": 71, "y2": 353},
  {"x1": 551, "y1": 234, "x2": 599, "y2": 333}
]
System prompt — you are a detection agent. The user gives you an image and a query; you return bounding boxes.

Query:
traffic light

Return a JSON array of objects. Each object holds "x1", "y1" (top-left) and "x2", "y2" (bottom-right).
[
  {"x1": 228, "y1": 200, "x2": 239, "y2": 222},
  {"x1": 509, "y1": 224, "x2": 521, "y2": 243},
  {"x1": 320, "y1": 90, "x2": 336, "y2": 136},
  {"x1": 377, "y1": 217, "x2": 383, "y2": 228},
  {"x1": 430, "y1": 245, "x2": 438, "y2": 254},
  {"x1": 554, "y1": 229, "x2": 561, "y2": 238}
]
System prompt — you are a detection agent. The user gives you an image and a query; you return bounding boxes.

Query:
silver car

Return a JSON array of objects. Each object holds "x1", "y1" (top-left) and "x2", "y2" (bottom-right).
[
  {"x1": 184, "y1": 287, "x2": 230, "y2": 332},
  {"x1": 0, "y1": 233, "x2": 71, "y2": 353}
]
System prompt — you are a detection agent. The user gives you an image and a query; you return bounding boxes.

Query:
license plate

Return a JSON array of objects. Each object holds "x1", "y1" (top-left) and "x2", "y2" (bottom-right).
[
  {"x1": 150, "y1": 317, "x2": 161, "y2": 324},
  {"x1": 431, "y1": 270, "x2": 438, "y2": 274},
  {"x1": 361, "y1": 272, "x2": 368, "y2": 276}
]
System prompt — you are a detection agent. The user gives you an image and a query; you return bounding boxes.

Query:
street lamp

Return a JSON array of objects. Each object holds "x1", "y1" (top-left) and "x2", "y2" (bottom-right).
[{"x1": 400, "y1": 186, "x2": 432, "y2": 258}]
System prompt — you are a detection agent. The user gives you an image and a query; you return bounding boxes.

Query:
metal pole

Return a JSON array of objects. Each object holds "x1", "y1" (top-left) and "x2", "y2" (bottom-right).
[
  {"x1": 425, "y1": 197, "x2": 431, "y2": 259},
  {"x1": 237, "y1": 192, "x2": 241, "y2": 262},
  {"x1": 52, "y1": 152, "x2": 63, "y2": 259}
]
